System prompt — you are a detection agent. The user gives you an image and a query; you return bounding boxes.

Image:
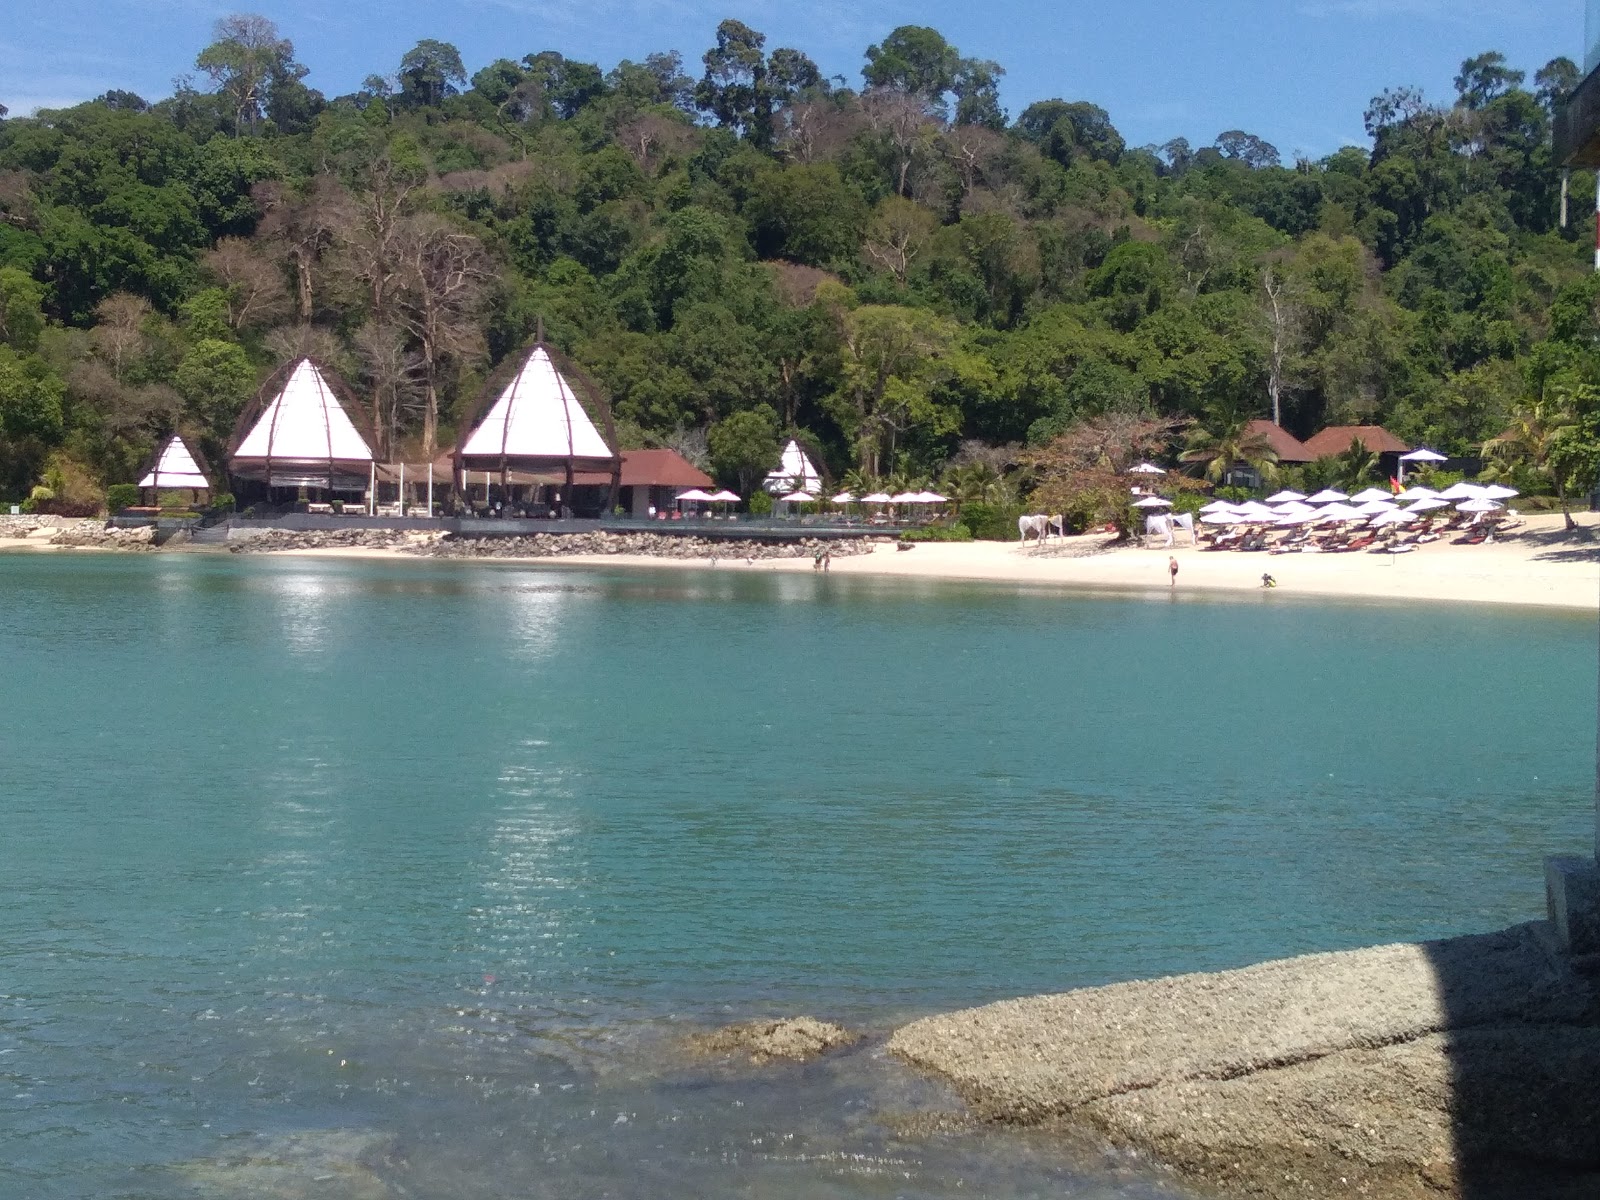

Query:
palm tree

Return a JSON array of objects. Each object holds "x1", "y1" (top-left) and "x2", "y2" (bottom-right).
[
  {"x1": 1334, "y1": 438, "x2": 1379, "y2": 492},
  {"x1": 942, "y1": 461, "x2": 1012, "y2": 507},
  {"x1": 1180, "y1": 416, "x2": 1280, "y2": 487},
  {"x1": 1484, "y1": 394, "x2": 1580, "y2": 530}
]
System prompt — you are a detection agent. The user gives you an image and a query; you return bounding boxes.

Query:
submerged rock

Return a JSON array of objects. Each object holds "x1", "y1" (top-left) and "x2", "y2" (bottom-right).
[
  {"x1": 687, "y1": 1016, "x2": 861, "y2": 1064},
  {"x1": 177, "y1": 1128, "x2": 396, "y2": 1200}
]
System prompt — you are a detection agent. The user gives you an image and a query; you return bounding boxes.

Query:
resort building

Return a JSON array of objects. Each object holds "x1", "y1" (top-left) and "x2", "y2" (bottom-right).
[
  {"x1": 590, "y1": 450, "x2": 713, "y2": 518},
  {"x1": 764, "y1": 439, "x2": 823, "y2": 495},
  {"x1": 228, "y1": 358, "x2": 377, "y2": 507},
  {"x1": 137, "y1": 434, "x2": 210, "y2": 504},
  {"x1": 452, "y1": 342, "x2": 622, "y2": 517},
  {"x1": 1301, "y1": 425, "x2": 1410, "y2": 478},
  {"x1": 1245, "y1": 419, "x2": 1313, "y2": 466}
]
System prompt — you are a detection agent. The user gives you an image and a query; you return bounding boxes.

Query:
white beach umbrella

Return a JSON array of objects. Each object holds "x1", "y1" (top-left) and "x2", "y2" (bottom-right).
[
  {"x1": 1237, "y1": 502, "x2": 1278, "y2": 519},
  {"x1": 1199, "y1": 499, "x2": 1236, "y2": 513},
  {"x1": 1436, "y1": 482, "x2": 1487, "y2": 500},
  {"x1": 915, "y1": 491, "x2": 949, "y2": 503},
  {"x1": 676, "y1": 488, "x2": 716, "y2": 503},
  {"x1": 1396, "y1": 486, "x2": 1440, "y2": 501},
  {"x1": 1264, "y1": 490, "x2": 1307, "y2": 503},
  {"x1": 1457, "y1": 498, "x2": 1504, "y2": 513},
  {"x1": 1200, "y1": 510, "x2": 1240, "y2": 525},
  {"x1": 1315, "y1": 502, "x2": 1364, "y2": 522},
  {"x1": 1369, "y1": 508, "x2": 1416, "y2": 528},
  {"x1": 1133, "y1": 495, "x2": 1174, "y2": 508},
  {"x1": 1275, "y1": 509, "x2": 1321, "y2": 526},
  {"x1": 1404, "y1": 497, "x2": 1451, "y2": 513},
  {"x1": 1350, "y1": 487, "x2": 1394, "y2": 503},
  {"x1": 1127, "y1": 462, "x2": 1166, "y2": 475},
  {"x1": 861, "y1": 492, "x2": 893, "y2": 504},
  {"x1": 889, "y1": 492, "x2": 920, "y2": 503},
  {"x1": 1480, "y1": 484, "x2": 1519, "y2": 500},
  {"x1": 831, "y1": 491, "x2": 856, "y2": 504},
  {"x1": 780, "y1": 490, "x2": 815, "y2": 504},
  {"x1": 1306, "y1": 488, "x2": 1349, "y2": 503},
  {"x1": 1353, "y1": 500, "x2": 1398, "y2": 516},
  {"x1": 709, "y1": 489, "x2": 741, "y2": 502},
  {"x1": 1397, "y1": 447, "x2": 1446, "y2": 485}
]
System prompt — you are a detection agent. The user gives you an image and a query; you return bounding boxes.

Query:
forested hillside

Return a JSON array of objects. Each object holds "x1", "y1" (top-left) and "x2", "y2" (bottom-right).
[{"x1": 0, "y1": 16, "x2": 1593, "y2": 510}]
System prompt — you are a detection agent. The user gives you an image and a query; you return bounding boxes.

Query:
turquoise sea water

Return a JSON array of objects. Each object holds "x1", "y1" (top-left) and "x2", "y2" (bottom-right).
[{"x1": 1, "y1": 552, "x2": 1594, "y2": 1199}]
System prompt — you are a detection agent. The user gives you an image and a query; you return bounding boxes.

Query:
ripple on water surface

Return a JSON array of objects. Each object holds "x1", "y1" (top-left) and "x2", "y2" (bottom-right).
[{"x1": 0, "y1": 553, "x2": 1592, "y2": 1197}]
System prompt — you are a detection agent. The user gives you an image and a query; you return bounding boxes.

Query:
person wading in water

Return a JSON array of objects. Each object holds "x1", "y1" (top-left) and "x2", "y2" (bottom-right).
[{"x1": 1168, "y1": 556, "x2": 1179, "y2": 587}]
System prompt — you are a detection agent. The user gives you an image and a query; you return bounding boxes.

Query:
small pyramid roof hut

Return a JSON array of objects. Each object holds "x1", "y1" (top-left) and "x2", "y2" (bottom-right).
[
  {"x1": 451, "y1": 339, "x2": 621, "y2": 501},
  {"x1": 228, "y1": 358, "x2": 376, "y2": 491},
  {"x1": 763, "y1": 439, "x2": 822, "y2": 495},
  {"x1": 138, "y1": 433, "x2": 211, "y2": 490}
]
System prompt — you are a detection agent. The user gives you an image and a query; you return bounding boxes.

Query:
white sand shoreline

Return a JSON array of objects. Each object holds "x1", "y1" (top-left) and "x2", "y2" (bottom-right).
[{"x1": 5, "y1": 512, "x2": 1598, "y2": 612}]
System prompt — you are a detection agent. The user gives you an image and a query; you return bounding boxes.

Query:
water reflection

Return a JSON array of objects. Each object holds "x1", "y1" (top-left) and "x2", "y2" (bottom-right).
[
  {"x1": 470, "y1": 751, "x2": 589, "y2": 986},
  {"x1": 263, "y1": 571, "x2": 337, "y2": 658}
]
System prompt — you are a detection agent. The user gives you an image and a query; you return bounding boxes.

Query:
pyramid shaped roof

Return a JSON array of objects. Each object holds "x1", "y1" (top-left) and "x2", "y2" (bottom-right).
[
  {"x1": 458, "y1": 346, "x2": 614, "y2": 465},
  {"x1": 139, "y1": 435, "x2": 209, "y2": 489},
  {"x1": 233, "y1": 359, "x2": 374, "y2": 469},
  {"x1": 764, "y1": 439, "x2": 822, "y2": 494}
]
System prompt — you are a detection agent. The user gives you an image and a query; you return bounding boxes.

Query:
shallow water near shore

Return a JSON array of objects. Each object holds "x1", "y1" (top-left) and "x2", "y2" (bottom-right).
[{"x1": 1, "y1": 553, "x2": 1594, "y2": 1198}]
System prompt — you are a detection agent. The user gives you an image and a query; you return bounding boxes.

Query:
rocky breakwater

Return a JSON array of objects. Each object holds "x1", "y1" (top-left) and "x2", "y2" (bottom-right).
[
  {"x1": 228, "y1": 528, "x2": 441, "y2": 554},
  {"x1": 48, "y1": 522, "x2": 156, "y2": 550},
  {"x1": 422, "y1": 530, "x2": 877, "y2": 561},
  {"x1": 0, "y1": 516, "x2": 155, "y2": 550},
  {"x1": 888, "y1": 923, "x2": 1600, "y2": 1199}
]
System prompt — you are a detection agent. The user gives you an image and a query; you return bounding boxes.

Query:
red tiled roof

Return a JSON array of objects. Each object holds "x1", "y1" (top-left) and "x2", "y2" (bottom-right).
[
  {"x1": 1301, "y1": 425, "x2": 1409, "y2": 459},
  {"x1": 1245, "y1": 419, "x2": 1313, "y2": 463},
  {"x1": 574, "y1": 450, "x2": 712, "y2": 489}
]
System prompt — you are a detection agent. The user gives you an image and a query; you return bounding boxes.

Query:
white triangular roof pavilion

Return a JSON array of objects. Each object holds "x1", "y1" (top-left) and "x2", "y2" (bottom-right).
[
  {"x1": 139, "y1": 435, "x2": 209, "y2": 490},
  {"x1": 231, "y1": 359, "x2": 374, "y2": 484},
  {"x1": 764, "y1": 439, "x2": 822, "y2": 495},
  {"x1": 458, "y1": 346, "x2": 614, "y2": 467}
]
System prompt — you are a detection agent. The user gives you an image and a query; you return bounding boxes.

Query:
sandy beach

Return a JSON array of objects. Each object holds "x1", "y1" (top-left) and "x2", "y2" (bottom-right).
[{"x1": 6, "y1": 512, "x2": 1598, "y2": 611}]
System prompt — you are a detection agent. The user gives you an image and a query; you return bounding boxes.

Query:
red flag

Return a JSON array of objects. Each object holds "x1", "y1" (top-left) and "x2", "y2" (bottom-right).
[{"x1": 1389, "y1": 476, "x2": 1401, "y2": 493}]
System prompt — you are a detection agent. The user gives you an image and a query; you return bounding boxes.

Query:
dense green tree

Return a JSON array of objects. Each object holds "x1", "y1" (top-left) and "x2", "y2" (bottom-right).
[
  {"x1": 398, "y1": 40, "x2": 467, "y2": 109},
  {"x1": 194, "y1": 14, "x2": 307, "y2": 134},
  {"x1": 708, "y1": 402, "x2": 781, "y2": 494}
]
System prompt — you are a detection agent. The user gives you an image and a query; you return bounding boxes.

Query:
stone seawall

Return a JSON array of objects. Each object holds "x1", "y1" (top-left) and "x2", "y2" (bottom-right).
[{"x1": 225, "y1": 527, "x2": 878, "y2": 561}]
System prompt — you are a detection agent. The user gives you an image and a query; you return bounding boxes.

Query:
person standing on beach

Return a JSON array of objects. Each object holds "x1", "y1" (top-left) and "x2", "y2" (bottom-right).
[{"x1": 1168, "y1": 556, "x2": 1179, "y2": 587}]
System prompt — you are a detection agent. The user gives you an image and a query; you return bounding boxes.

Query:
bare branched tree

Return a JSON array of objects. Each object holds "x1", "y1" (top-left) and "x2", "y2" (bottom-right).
[
  {"x1": 255, "y1": 177, "x2": 346, "y2": 321},
  {"x1": 331, "y1": 159, "x2": 420, "y2": 329},
  {"x1": 263, "y1": 324, "x2": 348, "y2": 370},
  {"x1": 204, "y1": 237, "x2": 291, "y2": 331},
  {"x1": 353, "y1": 322, "x2": 425, "y2": 459},
  {"x1": 393, "y1": 215, "x2": 494, "y2": 463},
  {"x1": 862, "y1": 196, "x2": 936, "y2": 285},
  {"x1": 616, "y1": 114, "x2": 696, "y2": 175},
  {"x1": 861, "y1": 90, "x2": 941, "y2": 197},
  {"x1": 89, "y1": 294, "x2": 152, "y2": 383},
  {"x1": 1261, "y1": 264, "x2": 1302, "y2": 427}
]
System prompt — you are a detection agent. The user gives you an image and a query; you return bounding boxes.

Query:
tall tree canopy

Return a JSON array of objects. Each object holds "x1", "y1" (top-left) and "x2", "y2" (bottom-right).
[{"x1": 0, "y1": 23, "x2": 1593, "y2": 510}]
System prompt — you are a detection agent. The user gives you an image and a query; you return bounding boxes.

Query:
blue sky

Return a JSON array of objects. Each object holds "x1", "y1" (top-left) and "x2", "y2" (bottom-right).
[{"x1": 0, "y1": 0, "x2": 1579, "y2": 159}]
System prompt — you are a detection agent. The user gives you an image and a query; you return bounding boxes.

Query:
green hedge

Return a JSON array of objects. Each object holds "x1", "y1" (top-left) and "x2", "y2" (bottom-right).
[
  {"x1": 957, "y1": 503, "x2": 1026, "y2": 541},
  {"x1": 900, "y1": 525, "x2": 973, "y2": 542},
  {"x1": 106, "y1": 483, "x2": 140, "y2": 512}
]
